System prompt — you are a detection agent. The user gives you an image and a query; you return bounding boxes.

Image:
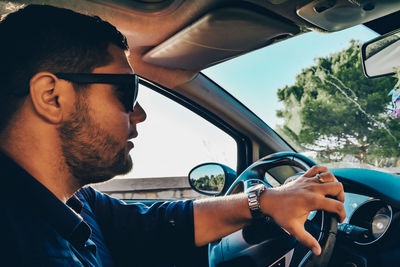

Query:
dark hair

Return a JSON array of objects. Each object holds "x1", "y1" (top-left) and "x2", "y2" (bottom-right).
[{"x1": 0, "y1": 4, "x2": 128, "y2": 132}]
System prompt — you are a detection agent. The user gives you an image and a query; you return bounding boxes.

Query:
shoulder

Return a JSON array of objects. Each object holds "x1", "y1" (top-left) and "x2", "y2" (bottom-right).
[{"x1": 0, "y1": 197, "x2": 73, "y2": 264}]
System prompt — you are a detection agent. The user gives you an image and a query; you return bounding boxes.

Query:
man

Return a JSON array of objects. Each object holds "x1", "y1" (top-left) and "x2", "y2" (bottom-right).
[{"x1": 0, "y1": 4, "x2": 345, "y2": 266}]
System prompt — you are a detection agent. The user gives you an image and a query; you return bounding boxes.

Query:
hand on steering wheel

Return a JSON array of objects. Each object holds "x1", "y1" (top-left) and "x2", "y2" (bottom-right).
[
  {"x1": 260, "y1": 165, "x2": 346, "y2": 255},
  {"x1": 209, "y1": 152, "x2": 346, "y2": 267}
]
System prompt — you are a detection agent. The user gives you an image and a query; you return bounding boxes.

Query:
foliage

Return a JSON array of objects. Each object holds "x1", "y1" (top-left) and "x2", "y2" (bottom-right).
[
  {"x1": 276, "y1": 40, "x2": 400, "y2": 166},
  {"x1": 191, "y1": 174, "x2": 225, "y2": 193},
  {"x1": 365, "y1": 33, "x2": 400, "y2": 59}
]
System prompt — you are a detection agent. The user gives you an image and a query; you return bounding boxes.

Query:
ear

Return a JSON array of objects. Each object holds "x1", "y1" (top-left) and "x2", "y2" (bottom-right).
[{"x1": 29, "y1": 72, "x2": 68, "y2": 124}]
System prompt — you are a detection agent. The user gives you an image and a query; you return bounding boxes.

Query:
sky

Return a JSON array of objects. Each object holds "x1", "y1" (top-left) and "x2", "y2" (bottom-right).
[{"x1": 203, "y1": 25, "x2": 379, "y2": 129}]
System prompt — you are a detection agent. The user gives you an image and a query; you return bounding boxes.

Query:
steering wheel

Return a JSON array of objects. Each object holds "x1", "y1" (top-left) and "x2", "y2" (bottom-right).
[{"x1": 208, "y1": 152, "x2": 338, "y2": 267}]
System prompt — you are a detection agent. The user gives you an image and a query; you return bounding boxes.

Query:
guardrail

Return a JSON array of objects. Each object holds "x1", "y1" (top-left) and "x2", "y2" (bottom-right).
[{"x1": 93, "y1": 176, "x2": 205, "y2": 200}]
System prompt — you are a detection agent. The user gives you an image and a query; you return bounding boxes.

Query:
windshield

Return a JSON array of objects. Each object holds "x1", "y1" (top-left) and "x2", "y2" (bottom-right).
[{"x1": 204, "y1": 25, "x2": 400, "y2": 174}]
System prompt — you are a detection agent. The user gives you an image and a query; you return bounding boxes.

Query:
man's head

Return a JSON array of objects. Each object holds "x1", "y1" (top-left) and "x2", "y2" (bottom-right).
[
  {"x1": 0, "y1": 4, "x2": 128, "y2": 131},
  {"x1": 0, "y1": 4, "x2": 146, "y2": 187}
]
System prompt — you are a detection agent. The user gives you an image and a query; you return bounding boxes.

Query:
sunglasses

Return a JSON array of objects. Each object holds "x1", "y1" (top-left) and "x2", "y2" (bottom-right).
[{"x1": 55, "y1": 73, "x2": 139, "y2": 112}]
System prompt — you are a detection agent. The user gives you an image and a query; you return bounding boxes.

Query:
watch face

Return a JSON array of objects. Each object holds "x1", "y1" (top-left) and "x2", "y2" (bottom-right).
[{"x1": 247, "y1": 183, "x2": 265, "y2": 192}]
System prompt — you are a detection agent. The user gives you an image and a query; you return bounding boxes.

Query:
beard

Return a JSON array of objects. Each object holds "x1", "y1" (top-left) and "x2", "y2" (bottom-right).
[{"x1": 58, "y1": 94, "x2": 132, "y2": 187}]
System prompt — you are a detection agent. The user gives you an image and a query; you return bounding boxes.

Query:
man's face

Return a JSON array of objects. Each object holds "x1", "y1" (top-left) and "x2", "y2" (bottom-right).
[{"x1": 58, "y1": 45, "x2": 146, "y2": 186}]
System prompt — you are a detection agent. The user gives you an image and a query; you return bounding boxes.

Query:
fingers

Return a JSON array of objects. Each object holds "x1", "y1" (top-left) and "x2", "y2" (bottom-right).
[
  {"x1": 313, "y1": 171, "x2": 336, "y2": 184},
  {"x1": 289, "y1": 224, "x2": 321, "y2": 255},
  {"x1": 304, "y1": 166, "x2": 329, "y2": 177},
  {"x1": 308, "y1": 170, "x2": 345, "y2": 202},
  {"x1": 317, "y1": 182, "x2": 345, "y2": 202},
  {"x1": 312, "y1": 196, "x2": 346, "y2": 222}
]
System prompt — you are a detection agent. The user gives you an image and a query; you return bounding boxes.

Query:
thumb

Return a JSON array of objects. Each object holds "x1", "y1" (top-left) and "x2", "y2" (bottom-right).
[{"x1": 290, "y1": 224, "x2": 321, "y2": 255}]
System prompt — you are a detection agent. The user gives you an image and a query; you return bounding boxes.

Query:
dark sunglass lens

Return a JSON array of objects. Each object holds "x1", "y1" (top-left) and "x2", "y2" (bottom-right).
[
  {"x1": 133, "y1": 76, "x2": 139, "y2": 108},
  {"x1": 115, "y1": 82, "x2": 137, "y2": 112},
  {"x1": 114, "y1": 87, "x2": 131, "y2": 112}
]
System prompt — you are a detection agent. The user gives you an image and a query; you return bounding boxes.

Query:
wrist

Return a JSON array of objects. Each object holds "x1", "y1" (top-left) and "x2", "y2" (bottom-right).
[
  {"x1": 246, "y1": 183, "x2": 274, "y2": 221},
  {"x1": 259, "y1": 187, "x2": 276, "y2": 219}
]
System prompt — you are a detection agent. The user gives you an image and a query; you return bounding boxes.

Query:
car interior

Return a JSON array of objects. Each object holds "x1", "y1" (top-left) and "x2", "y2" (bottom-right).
[{"x1": 2, "y1": 0, "x2": 400, "y2": 266}]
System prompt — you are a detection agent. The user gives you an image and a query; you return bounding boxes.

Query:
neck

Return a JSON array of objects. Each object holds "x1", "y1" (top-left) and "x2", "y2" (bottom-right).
[{"x1": 0, "y1": 127, "x2": 79, "y2": 203}]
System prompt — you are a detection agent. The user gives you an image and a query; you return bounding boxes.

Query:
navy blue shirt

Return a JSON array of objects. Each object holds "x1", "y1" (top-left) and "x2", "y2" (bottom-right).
[{"x1": 0, "y1": 152, "x2": 204, "y2": 266}]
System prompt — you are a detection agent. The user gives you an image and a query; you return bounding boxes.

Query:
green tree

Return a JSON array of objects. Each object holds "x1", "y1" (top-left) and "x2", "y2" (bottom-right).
[
  {"x1": 191, "y1": 174, "x2": 225, "y2": 192},
  {"x1": 277, "y1": 40, "x2": 400, "y2": 166}
]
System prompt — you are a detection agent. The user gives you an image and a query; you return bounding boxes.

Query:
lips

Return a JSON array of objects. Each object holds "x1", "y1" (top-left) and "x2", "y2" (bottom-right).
[{"x1": 128, "y1": 126, "x2": 138, "y2": 139}]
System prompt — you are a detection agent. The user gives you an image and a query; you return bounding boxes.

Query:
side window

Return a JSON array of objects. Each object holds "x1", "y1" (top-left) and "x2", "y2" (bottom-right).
[{"x1": 96, "y1": 84, "x2": 238, "y2": 200}]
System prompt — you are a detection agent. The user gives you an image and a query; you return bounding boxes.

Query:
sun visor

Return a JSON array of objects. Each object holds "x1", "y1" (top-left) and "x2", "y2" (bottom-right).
[
  {"x1": 297, "y1": 0, "x2": 400, "y2": 32},
  {"x1": 143, "y1": 8, "x2": 299, "y2": 70}
]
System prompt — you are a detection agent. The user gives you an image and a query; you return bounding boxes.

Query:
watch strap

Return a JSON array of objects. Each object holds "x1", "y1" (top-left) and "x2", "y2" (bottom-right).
[{"x1": 246, "y1": 184, "x2": 266, "y2": 220}]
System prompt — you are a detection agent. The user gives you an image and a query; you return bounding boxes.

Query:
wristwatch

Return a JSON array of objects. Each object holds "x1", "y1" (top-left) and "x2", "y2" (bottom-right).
[{"x1": 246, "y1": 183, "x2": 266, "y2": 220}]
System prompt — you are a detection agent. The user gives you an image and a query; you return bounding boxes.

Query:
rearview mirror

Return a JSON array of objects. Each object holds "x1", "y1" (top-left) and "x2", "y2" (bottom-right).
[
  {"x1": 188, "y1": 163, "x2": 237, "y2": 196},
  {"x1": 362, "y1": 28, "x2": 400, "y2": 78}
]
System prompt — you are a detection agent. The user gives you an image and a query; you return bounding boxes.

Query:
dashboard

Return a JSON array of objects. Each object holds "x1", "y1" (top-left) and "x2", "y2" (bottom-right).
[
  {"x1": 266, "y1": 166, "x2": 400, "y2": 266},
  {"x1": 264, "y1": 166, "x2": 397, "y2": 248},
  {"x1": 301, "y1": 192, "x2": 397, "y2": 267},
  {"x1": 327, "y1": 168, "x2": 400, "y2": 267},
  {"x1": 309, "y1": 192, "x2": 393, "y2": 247},
  {"x1": 340, "y1": 193, "x2": 392, "y2": 245},
  {"x1": 342, "y1": 192, "x2": 371, "y2": 224}
]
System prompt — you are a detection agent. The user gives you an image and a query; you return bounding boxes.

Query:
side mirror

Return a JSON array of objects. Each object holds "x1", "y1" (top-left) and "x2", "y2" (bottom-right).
[
  {"x1": 362, "y1": 28, "x2": 400, "y2": 78},
  {"x1": 188, "y1": 163, "x2": 237, "y2": 196}
]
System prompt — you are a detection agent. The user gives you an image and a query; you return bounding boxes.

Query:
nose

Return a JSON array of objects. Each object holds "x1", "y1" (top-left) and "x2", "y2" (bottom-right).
[{"x1": 130, "y1": 102, "x2": 146, "y2": 124}]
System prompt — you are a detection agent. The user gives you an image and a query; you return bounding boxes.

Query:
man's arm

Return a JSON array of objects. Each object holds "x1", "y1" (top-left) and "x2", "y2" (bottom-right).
[
  {"x1": 193, "y1": 166, "x2": 345, "y2": 255},
  {"x1": 78, "y1": 187, "x2": 199, "y2": 266}
]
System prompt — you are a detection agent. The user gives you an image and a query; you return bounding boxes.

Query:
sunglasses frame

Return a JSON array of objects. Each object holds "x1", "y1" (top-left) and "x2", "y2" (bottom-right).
[{"x1": 55, "y1": 73, "x2": 139, "y2": 112}]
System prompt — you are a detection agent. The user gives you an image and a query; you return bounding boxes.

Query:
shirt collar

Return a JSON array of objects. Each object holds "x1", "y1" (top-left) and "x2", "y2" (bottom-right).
[{"x1": 0, "y1": 151, "x2": 91, "y2": 247}]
